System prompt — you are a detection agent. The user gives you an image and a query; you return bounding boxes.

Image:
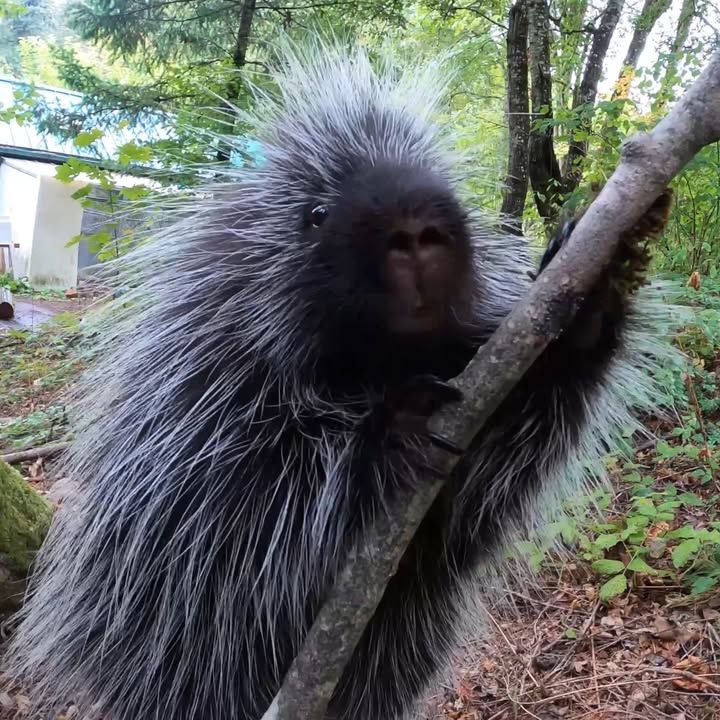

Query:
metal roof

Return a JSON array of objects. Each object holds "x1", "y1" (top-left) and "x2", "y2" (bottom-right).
[
  {"x1": 0, "y1": 77, "x2": 269, "y2": 178},
  {"x1": 0, "y1": 76, "x2": 164, "y2": 164}
]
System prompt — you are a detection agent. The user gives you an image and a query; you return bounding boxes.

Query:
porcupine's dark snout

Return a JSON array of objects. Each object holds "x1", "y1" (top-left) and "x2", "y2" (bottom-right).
[{"x1": 331, "y1": 161, "x2": 475, "y2": 336}]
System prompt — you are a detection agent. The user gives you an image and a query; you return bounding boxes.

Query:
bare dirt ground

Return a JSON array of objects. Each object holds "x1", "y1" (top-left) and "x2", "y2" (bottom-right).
[{"x1": 426, "y1": 578, "x2": 720, "y2": 719}]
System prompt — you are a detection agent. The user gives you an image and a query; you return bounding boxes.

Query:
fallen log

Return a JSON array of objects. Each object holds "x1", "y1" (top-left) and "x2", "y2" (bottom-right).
[
  {"x1": 0, "y1": 442, "x2": 70, "y2": 465},
  {"x1": 0, "y1": 287, "x2": 14, "y2": 321}
]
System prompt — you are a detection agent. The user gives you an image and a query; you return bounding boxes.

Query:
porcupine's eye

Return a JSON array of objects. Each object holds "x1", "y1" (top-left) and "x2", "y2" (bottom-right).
[{"x1": 311, "y1": 205, "x2": 329, "y2": 228}]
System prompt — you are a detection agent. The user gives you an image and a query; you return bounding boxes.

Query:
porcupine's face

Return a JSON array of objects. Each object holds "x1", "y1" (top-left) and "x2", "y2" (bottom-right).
[{"x1": 301, "y1": 159, "x2": 479, "y2": 386}]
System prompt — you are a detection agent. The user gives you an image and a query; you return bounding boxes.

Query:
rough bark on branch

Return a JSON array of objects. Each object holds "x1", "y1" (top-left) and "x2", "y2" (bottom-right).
[
  {"x1": 527, "y1": 0, "x2": 563, "y2": 223},
  {"x1": 565, "y1": 0, "x2": 624, "y2": 189},
  {"x1": 613, "y1": 0, "x2": 672, "y2": 99},
  {"x1": 262, "y1": 49, "x2": 720, "y2": 720},
  {"x1": 500, "y1": 0, "x2": 530, "y2": 233}
]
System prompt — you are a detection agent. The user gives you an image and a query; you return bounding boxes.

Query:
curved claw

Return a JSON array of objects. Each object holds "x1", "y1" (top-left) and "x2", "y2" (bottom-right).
[
  {"x1": 389, "y1": 375, "x2": 463, "y2": 418},
  {"x1": 537, "y1": 218, "x2": 576, "y2": 275},
  {"x1": 424, "y1": 432, "x2": 464, "y2": 457}
]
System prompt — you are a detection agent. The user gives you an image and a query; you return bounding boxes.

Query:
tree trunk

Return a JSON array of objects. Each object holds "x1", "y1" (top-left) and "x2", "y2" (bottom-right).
[
  {"x1": 613, "y1": 0, "x2": 672, "y2": 99},
  {"x1": 654, "y1": 0, "x2": 699, "y2": 111},
  {"x1": 565, "y1": 0, "x2": 624, "y2": 190},
  {"x1": 231, "y1": 0, "x2": 257, "y2": 82},
  {"x1": 500, "y1": 0, "x2": 530, "y2": 233},
  {"x1": 553, "y1": 0, "x2": 590, "y2": 111},
  {"x1": 0, "y1": 461, "x2": 52, "y2": 616},
  {"x1": 527, "y1": 0, "x2": 564, "y2": 225},
  {"x1": 217, "y1": 0, "x2": 257, "y2": 161}
]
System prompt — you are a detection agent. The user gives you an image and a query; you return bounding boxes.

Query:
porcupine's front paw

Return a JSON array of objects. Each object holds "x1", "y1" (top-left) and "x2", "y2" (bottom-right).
[
  {"x1": 536, "y1": 189, "x2": 673, "y2": 350},
  {"x1": 385, "y1": 375, "x2": 464, "y2": 456}
]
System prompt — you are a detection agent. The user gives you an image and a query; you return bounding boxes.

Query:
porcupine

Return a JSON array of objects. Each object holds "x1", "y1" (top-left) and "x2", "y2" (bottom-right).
[{"x1": 3, "y1": 40, "x2": 679, "y2": 720}]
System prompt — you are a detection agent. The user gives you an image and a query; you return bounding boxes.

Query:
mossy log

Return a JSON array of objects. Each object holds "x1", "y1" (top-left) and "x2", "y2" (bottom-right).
[{"x1": 0, "y1": 460, "x2": 52, "y2": 615}]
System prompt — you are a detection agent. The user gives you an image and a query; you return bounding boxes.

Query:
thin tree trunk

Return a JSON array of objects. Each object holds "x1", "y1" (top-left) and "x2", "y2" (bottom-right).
[
  {"x1": 654, "y1": 0, "x2": 699, "y2": 111},
  {"x1": 613, "y1": 0, "x2": 672, "y2": 99},
  {"x1": 565, "y1": 0, "x2": 624, "y2": 191},
  {"x1": 500, "y1": 0, "x2": 530, "y2": 233},
  {"x1": 217, "y1": 0, "x2": 257, "y2": 161},
  {"x1": 231, "y1": 0, "x2": 257, "y2": 85},
  {"x1": 553, "y1": 0, "x2": 589, "y2": 111},
  {"x1": 527, "y1": 0, "x2": 564, "y2": 225}
]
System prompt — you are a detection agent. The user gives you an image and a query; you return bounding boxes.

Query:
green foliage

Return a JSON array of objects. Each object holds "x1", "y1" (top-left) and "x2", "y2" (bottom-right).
[
  {"x1": 0, "y1": 272, "x2": 30, "y2": 293},
  {"x1": 18, "y1": 35, "x2": 61, "y2": 85},
  {"x1": 1, "y1": 404, "x2": 67, "y2": 449},
  {"x1": 516, "y1": 279, "x2": 720, "y2": 603},
  {"x1": 0, "y1": 311, "x2": 84, "y2": 450},
  {"x1": 0, "y1": 82, "x2": 37, "y2": 125},
  {"x1": 47, "y1": 127, "x2": 161, "y2": 258},
  {"x1": 0, "y1": 0, "x2": 28, "y2": 19}
]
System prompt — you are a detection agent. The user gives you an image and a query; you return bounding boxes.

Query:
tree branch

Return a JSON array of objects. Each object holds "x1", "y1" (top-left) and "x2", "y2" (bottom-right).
[
  {"x1": 0, "y1": 442, "x2": 70, "y2": 465},
  {"x1": 261, "y1": 50, "x2": 720, "y2": 720}
]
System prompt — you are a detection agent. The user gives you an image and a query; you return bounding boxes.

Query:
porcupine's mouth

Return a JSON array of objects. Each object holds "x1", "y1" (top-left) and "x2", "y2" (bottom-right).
[{"x1": 387, "y1": 304, "x2": 447, "y2": 336}]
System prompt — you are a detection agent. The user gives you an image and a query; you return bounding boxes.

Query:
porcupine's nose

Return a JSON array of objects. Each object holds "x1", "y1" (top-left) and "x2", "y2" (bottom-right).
[
  {"x1": 341, "y1": 159, "x2": 469, "y2": 336},
  {"x1": 385, "y1": 212, "x2": 456, "y2": 334}
]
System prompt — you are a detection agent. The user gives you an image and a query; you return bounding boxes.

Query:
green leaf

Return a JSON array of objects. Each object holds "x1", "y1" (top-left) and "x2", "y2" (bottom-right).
[
  {"x1": 593, "y1": 533, "x2": 623, "y2": 550},
  {"x1": 600, "y1": 574, "x2": 628, "y2": 601},
  {"x1": 669, "y1": 525, "x2": 699, "y2": 539},
  {"x1": 655, "y1": 440, "x2": 677, "y2": 459},
  {"x1": 690, "y1": 574, "x2": 720, "y2": 595},
  {"x1": 117, "y1": 141, "x2": 153, "y2": 165},
  {"x1": 86, "y1": 230, "x2": 113, "y2": 254},
  {"x1": 634, "y1": 498, "x2": 657, "y2": 517},
  {"x1": 627, "y1": 514, "x2": 651, "y2": 530},
  {"x1": 699, "y1": 529, "x2": 720, "y2": 543},
  {"x1": 120, "y1": 185, "x2": 150, "y2": 201},
  {"x1": 55, "y1": 164, "x2": 79, "y2": 183},
  {"x1": 0, "y1": 0, "x2": 28, "y2": 18},
  {"x1": 564, "y1": 627, "x2": 578, "y2": 639},
  {"x1": 74, "y1": 129, "x2": 104, "y2": 148},
  {"x1": 632, "y1": 487, "x2": 656, "y2": 497},
  {"x1": 672, "y1": 538, "x2": 700, "y2": 568},
  {"x1": 71, "y1": 184, "x2": 93, "y2": 200},
  {"x1": 626, "y1": 557, "x2": 659, "y2": 575},
  {"x1": 592, "y1": 559, "x2": 625, "y2": 575},
  {"x1": 682, "y1": 444, "x2": 701, "y2": 459}
]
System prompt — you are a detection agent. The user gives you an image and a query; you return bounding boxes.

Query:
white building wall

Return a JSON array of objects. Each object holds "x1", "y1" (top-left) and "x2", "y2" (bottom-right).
[
  {"x1": 28, "y1": 174, "x2": 84, "y2": 288},
  {"x1": 0, "y1": 160, "x2": 40, "y2": 279}
]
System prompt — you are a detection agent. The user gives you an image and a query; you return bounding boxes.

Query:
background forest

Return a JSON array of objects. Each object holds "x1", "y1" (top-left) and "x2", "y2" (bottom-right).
[{"x1": 1, "y1": 0, "x2": 720, "y2": 718}]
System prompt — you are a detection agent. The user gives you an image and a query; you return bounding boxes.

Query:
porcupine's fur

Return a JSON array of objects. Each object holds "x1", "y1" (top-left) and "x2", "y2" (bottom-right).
[{"x1": 4, "y1": 39, "x2": 683, "y2": 720}]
